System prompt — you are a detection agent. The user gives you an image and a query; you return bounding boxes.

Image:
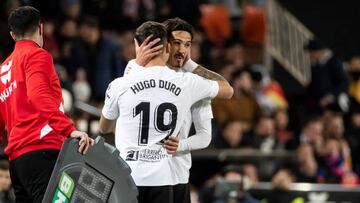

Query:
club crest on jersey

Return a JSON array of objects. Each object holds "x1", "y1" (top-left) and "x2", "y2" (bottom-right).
[{"x1": 0, "y1": 59, "x2": 17, "y2": 102}]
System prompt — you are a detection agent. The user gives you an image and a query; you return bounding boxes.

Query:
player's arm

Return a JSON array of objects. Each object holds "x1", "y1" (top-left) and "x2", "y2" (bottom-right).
[
  {"x1": 26, "y1": 50, "x2": 93, "y2": 153},
  {"x1": 183, "y1": 59, "x2": 233, "y2": 99},
  {"x1": 99, "y1": 116, "x2": 116, "y2": 134},
  {"x1": 99, "y1": 79, "x2": 121, "y2": 135},
  {"x1": 165, "y1": 100, "x2": 213, "y2": 154},
  {"x1": 0, "y1": 114, "x2": 4, "y2": 144},
  {"x1": 195, "y1": 65, "x2": 233, "y2": 99},
  {"x1": 26, "y1": 50, "x2": 76, "y2": 136},
  {"x1": 165, "y1": 119, "x2": 212, "y2": 155}
]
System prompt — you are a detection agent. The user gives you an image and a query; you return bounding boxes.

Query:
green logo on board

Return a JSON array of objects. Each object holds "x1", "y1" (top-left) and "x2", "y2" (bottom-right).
[{"x1": 51, "y1": 172, "x2": 75, "y2": 203}]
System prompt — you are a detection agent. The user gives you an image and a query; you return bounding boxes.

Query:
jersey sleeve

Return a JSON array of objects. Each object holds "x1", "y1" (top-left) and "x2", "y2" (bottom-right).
[
  {"x1": 0, "y1": 114, "x2": 4, "y2": 144},
  {"x1": 191, "y1": 99, "x2": 213, "y2": 122},
  {"x1": 25, "y1": 50, "x2": 76, "y2": 137},
  {"x1": 124, "y1": 59, "x2": 143, "y2": 76},
  {"x1": 176, "y1": 118, "x2": 212, "y2": 154},
  {"x1": 185, "y1": 73, "x2": 219, "y2": 103},
  {"x1": 102, "y1": 79, "x2": 122, "y2": 120}
]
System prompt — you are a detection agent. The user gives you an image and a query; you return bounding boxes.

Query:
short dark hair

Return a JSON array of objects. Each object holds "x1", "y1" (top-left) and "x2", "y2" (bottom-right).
[
  {"x1": 8, "y1": 6, "x2": 41, "y2": 37},
  {"x1": 304, "y1": 38, "x2": 326, "y2": 51},
  {"x1": 163, "y1": 17, "x2": 194, "y2": 40},
  {"x1": 135, "y1": 21, "x2": 167, "y2": 48}
]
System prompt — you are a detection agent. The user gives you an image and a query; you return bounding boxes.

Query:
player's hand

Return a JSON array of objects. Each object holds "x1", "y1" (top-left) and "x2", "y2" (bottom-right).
[
  {"x1": 135, "y1": 35, "x2": 163, "y2": 66},
  {"x1": 163, "y1": 136, "x2": 179, "y2": 155},
  {"x1": 70, "y1": 130, "x2": 95, "y2": 154}
]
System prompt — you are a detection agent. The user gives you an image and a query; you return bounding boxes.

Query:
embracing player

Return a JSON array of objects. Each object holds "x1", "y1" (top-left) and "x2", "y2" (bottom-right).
[
  {"x1": 124, "y1": 18, "x2": 228, "y2": 203},
  {"x1": 99, "y1": 21, "x2": 233, "y2": 203}
]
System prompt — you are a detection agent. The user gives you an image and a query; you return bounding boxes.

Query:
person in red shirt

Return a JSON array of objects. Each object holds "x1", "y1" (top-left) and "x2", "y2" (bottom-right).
[{"x1": 0, "y1": 6, "x2": 93, "y2": 203}]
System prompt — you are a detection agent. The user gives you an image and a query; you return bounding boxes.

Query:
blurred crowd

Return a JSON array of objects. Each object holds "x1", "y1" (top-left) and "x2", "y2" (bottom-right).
[{"x1": 1, "y1": 0, "x2": 360, "y2": 203}]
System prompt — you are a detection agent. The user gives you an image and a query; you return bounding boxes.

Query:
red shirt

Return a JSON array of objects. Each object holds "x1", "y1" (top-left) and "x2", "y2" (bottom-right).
[{"x1": 0, "y1": 40, "x2": 75, "y2": 160}]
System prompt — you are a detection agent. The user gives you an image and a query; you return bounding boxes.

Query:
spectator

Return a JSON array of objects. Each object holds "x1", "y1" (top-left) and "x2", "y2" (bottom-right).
[
  {"x1": 58, "y1": 19, "x2": 78, "y2": 43},
  {"x1": 323, "y1": 137, "x2": 357, "y2": 184},
  {"x1": 299, "y1": 117, "x2": 325, "y2": 157},
  {"x1": 68, "y1": 16, "x2": 123, "y2": 102},
  {"x1": 200, "y1": 165, "x2": 260, "y2": 203},
  {"x1": 212, "y1": 69, "x2": 262, "y2": 131},
  {"x1": 43, "y1": 19, "x2": 60, "y2": 61},
  {"x1": 304, "y1": 39, "x2": 349, "y2": 115},
  {"x1": 223, "y1": 40, "x2": 245, "y2": 68},
  {"x1": 265, "y1": 168, "x2": 295, "y2": 203},
  {"x1": 345, "y1": 105, "x2": 360, "y2": 176},
  {"x1": 348, "y1": 56, "x2": 360, "y2": 108},
  {"x1": 323, "y1": 113, "x2": 353, "y2": 175},
  {"x1": 61, "y1": 0, "x2": 82, "y2": 20},
  {"x1": 274, "y1": 109, "x2": 296, "y2": 150},
  {"x1": 296, "y1": 144, "x2": 319, "y2": 183},
  {"x1": 243, "y1": 115, "x2": 279, "y2": 153},
  {"x1": 241, "y1": 115, "x2": 282, "y2": 180},
  {"x1": 251, "y1": 65, "x2": 288, "y2": 115},
  {"x1": 243, "y1": 163, "x2": 259, "y2": 187},
  {"x1": 214, "y1": 121, "x2": 245, "y2": 149}
]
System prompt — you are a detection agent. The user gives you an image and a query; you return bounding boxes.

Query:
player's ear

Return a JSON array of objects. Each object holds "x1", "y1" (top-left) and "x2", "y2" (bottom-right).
[
  {"x1": 134, "y1": 38, "x2": 140, "y2": 51},
  {"x1": 10, "y1": 31, "x2": 16, "y2": 41},
  {"x1": 165, "y1": 42, "x2": 170, "y2": 53},
  {"x1": 39, "y1": 23, "x2": 44, "y2": 36}
]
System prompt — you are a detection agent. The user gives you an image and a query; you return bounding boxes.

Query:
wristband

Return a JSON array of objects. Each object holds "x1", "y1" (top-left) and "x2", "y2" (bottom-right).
[{"x1": 182, "y1": 58, "x2": 198, "y2": 72}]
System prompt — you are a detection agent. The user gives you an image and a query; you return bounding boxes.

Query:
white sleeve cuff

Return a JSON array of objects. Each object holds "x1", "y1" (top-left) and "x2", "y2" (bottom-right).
[{"x1": 182, "y1": 58, "x2": 198, "y2": 72}]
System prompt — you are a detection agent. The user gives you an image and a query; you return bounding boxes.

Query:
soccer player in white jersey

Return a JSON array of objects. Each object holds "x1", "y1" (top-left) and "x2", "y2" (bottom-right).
[
  {"x1": 124, "y1": 18, "x2": 226, "y2": 203},
  {"x1": 99, "y1": 21, "x2": 233, "y2": 203}
]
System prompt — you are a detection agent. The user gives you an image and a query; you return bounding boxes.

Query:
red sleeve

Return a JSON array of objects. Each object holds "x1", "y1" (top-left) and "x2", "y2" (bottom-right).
[
  {"x1": 0, "y1": 114, "x2": 4, "y2": 144},
  {"x1": 25, "y1": 50, "x2": 75, "y2": 137}
]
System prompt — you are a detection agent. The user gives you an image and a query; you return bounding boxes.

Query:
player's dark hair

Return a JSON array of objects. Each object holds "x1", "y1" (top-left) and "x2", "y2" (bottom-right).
[
  {"x1": 8, "y1": 6, "x2": 40, "y2": 37},
  {"x1": 135, "y1": 21, "x2": 167, "y2": 49},
  {"x1": 163, "y1": 17, "x2": 194, "y2": 40}
]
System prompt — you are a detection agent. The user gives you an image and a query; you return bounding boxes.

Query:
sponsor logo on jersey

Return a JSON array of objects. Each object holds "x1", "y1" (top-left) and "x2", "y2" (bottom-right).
[
  {"x1": 126, "y1": 150, "x2": 139, "y2": 161},
  {"x1": 126, "y1": 147, "x2": 169, "y2": 162}
]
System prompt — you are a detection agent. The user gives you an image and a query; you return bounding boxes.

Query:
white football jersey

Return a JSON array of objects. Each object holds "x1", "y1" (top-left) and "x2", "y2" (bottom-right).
[
  {"x1": 102, "y1": 66, "x2": 218, "y2": 186},
  {"x1": 124, "y1": 60, "x2": 214, "y2": 184},
  {"x1": 170, "y1": 99, "x2": 213, "y2": 184}
]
